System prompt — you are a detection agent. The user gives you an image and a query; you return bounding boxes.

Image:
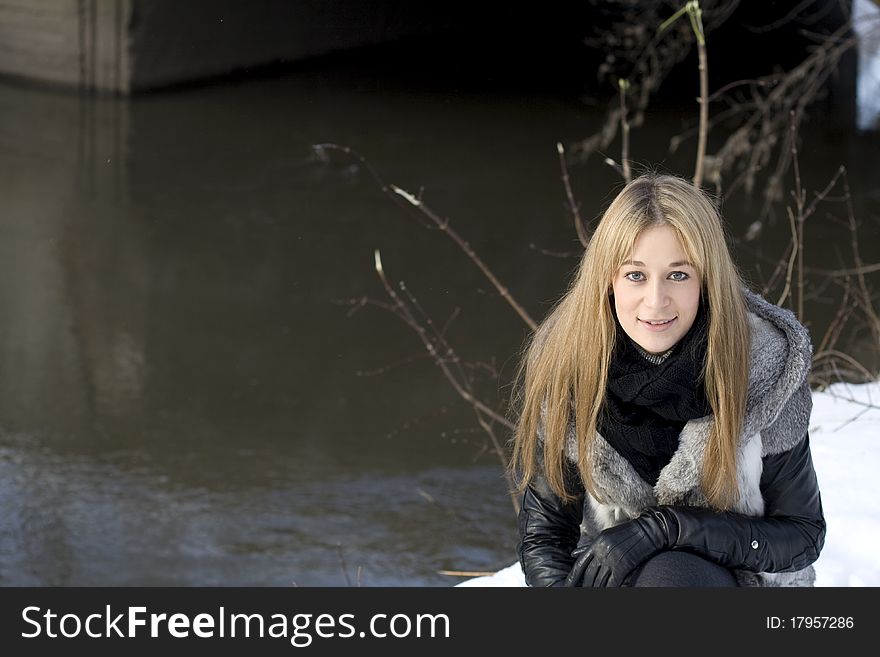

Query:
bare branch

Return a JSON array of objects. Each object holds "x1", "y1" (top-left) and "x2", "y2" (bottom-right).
[
  {"x1": 815, "y1": 276, "x2": 854, "y2": 359},
  {"x1": 528, "y1": 242, "x2": 581, "y2": 259},
  {"x1": 842, "y1": 170, "x2": 880, "y2": 348},
  {"x1": 618, "y1": 78, "x2": 632, "y2": 184},
  {"x1": 371, "y1": 250, "x2": 520, "y2": 514},
  {"x1": 437, "y1": 570, "x2": 497, "y2": 577},
  {"x1": 335, "y1": 544, "x2": 352, "y2": 587},
  {"x1": 556, "y1": 142, "x2": 589, "y2": 248},
  {"x1": 372, "y1": 250, "x2": 513, "y2": 428},
  {"x1": 814, "y1": 349, "x2": 876, "y2": 383},
  {"x1": 390, "y1": 184, "x2": 537, "y2": 330},
  {"x1": 691, "y1": 2, "x2": 709, "y2": 188},
  {"x1": 789, "y1": 113, "x2": 806, "y2": 320},
  {"x1": 473, "y1": 408, "x2": 520, "y2": 516},
  {"x1": 316, "y1": 143, "x2": 537, "y2": 331},
  {"x1": 822, "y1": 263, "x2": 880, "y2": 277},
  {"x1": 570, "y1": 0, "x2": 739, "y2": 163},
  {"x1": 776, "y1": 205, "x2": 799, "y2": 308},
  {"x1": 820, "y1": 378, "x2": 880, "y2": 410}
]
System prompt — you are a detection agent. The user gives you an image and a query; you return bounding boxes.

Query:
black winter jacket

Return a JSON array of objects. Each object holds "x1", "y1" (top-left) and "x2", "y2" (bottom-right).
[{"x1": 518, "y1": 432, "x2": 826, "y2": 587}]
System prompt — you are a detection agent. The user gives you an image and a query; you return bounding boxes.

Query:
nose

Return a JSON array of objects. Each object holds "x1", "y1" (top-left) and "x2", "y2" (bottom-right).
[{"x1": 644, "y1": 279, "x2": 671, "y2": 309}]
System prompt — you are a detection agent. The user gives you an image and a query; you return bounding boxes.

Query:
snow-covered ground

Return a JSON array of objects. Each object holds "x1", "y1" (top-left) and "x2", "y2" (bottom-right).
[{"x1": 459, "y1": 380, "x2": 880, "y2": 587}]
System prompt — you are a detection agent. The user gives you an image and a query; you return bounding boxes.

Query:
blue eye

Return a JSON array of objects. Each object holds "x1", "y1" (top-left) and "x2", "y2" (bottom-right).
[{"x1": 623, "y1": 271, "x2": 690, "y2": 282}]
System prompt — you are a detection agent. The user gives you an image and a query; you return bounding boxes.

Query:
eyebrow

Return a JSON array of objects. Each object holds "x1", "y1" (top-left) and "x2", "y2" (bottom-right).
[{"x1": 621, "y1": 260, "x2": 694, "y2": 267}]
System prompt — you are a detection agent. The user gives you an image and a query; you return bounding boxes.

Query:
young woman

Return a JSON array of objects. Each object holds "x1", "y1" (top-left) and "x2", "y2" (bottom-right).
[{"x1": 511, "y1": 174, "x2": 825, "y2": 587}]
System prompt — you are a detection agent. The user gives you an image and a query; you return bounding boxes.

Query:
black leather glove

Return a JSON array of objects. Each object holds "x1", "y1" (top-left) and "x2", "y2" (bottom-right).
[{"x1": 564, "y1": 508, "x2": 677, "y2": 587}]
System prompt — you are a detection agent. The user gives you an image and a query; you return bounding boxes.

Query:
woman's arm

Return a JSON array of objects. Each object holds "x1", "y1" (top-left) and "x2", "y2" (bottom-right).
[
  {"x1": 659, "y1": 432, "x2": 826, "y2": 572},
  {"x1": 517, "y1": 458, "x2": 585, "y2": 587},
  {"x1": 565, "y1": 433, "x2": 825, "y2": 587}
]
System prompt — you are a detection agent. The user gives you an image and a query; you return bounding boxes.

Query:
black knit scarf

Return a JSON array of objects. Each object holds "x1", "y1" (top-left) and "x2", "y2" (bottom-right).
[{"x1": 599, "y1": 296, "x2": 712, "y2": 486}]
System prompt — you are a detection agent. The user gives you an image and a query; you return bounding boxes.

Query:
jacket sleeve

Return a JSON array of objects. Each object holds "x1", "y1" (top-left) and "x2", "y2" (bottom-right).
[
  {"x1": 517, "y1": 455, "x2": 585, "y2": 587},
  {"x1": 657, "y1": 432, "x2": 826, "y2": 572}
]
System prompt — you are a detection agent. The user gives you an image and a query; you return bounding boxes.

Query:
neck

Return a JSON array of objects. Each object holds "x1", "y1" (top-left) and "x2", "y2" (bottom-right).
[{"x1": 633, "y1": 342, "x2": 675, "y2": 365}]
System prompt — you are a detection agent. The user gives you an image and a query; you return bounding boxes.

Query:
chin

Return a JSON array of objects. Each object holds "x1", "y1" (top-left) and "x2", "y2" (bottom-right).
[
  {"x1": 637, "y1": 334, "x2": 680, "y2": 353},
  {"x1": 639, "y1": 341, "x2": 671, "y2": 354}
]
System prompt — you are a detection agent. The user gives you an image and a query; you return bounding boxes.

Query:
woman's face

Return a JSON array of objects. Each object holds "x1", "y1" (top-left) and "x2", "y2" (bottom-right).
[{"x1": 611, "y1": 225, "x2": 701, "y2": 354}]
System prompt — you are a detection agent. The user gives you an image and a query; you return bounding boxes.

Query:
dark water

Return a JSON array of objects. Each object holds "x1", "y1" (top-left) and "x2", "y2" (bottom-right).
[{"x1": 1, "y1": 31, "x2": 878, "y2": 585}]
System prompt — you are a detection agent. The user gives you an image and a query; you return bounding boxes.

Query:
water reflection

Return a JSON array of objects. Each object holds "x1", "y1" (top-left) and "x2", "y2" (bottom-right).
[{"x1": 0, "y1": 37, "x2": 878, "y2": 585}]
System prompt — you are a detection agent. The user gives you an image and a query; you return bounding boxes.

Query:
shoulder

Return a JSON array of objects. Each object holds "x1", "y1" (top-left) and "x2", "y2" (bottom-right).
[
  {"x1": 740, "y1": 287, "x2": 813, "y2": 455},
  {"x1": 742, "y1": 287, "x2": 811, "y2": 360},
  {"x1": 741, "y1": 286, "x2": 812, "y2": 390}
]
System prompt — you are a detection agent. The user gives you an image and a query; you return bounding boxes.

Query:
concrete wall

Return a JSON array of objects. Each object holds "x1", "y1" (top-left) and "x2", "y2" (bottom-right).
[
  {"x1": 128, "y1": 0, "x2": 446, "y2": 92},
  {"x1": 0, "y1": 0, "x2": 450, "y2": 94},
  {"x1": 0, "y1": 0, "x2": 130, "y2": 92}
]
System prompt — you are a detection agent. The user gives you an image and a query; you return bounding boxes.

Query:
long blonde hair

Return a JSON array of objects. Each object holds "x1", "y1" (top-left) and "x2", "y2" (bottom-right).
[{"x1": 510, "y1": 174, "x2": 750, "y2": 510}]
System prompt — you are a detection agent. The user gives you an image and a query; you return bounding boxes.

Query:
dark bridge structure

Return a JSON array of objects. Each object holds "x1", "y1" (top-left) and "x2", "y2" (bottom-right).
[
  {"x1": 0, "y1": 0, "x2": 461, "y2": 93},
  {"x1": 0, "y1": 0, "x2": 857, "y2": 96}
]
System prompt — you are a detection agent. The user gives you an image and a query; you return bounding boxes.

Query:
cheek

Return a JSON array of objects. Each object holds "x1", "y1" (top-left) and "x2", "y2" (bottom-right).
[
  {"x1": 678, "y1": 289, "x2": 701, "y2": 324},
  {"x1": 612, "y1": 289, "x2": 637, "y2": 316}
]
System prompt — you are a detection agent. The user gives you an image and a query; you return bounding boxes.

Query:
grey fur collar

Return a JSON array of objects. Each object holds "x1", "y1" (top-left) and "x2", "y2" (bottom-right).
[
  {"x1": 738, "y1": 286, "x2": 813, "y2": 454},
  {"x1": 563, "y1": 287, "x2": 814, "y2": 512}
]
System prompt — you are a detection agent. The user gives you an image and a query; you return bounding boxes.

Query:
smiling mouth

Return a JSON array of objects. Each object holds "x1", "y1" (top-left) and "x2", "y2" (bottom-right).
[{"x1": 639, "y1": 317, "x2": 676, "y2": 325}]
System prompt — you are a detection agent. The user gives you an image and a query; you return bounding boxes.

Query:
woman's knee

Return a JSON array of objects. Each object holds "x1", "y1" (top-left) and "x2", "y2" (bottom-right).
[{"x1": 628, "y1": 551, "x2": 738, "y2": 587}]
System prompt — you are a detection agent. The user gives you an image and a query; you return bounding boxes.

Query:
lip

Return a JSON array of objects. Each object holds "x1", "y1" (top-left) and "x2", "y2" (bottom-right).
[{"x1": 639, "y1": 317, "x2": 677, "y2": 332}]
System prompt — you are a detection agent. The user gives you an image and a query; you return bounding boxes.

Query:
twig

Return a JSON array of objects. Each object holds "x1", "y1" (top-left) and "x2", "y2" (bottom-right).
[
  {"x1": 842, "y1": 170, "x2": 880, "y2": 349},
  {"x1": 802, "y1": 165, "x2": 846, "y2": 224},
  {"x1": 618, "y1": 78, "x2": 632, "y2": 184},
  {"x1": 821, "y1": 263, "x2": 880, "y2": 277},
  {"x1": 832, "y1": 404, "x2": 875, "y2": 434},
  {"x1": 815, "y1": 276, "x2": 854, "y2": 359},
  {"x1": 821, "y1": 381, "x2": 880, "y2": 412},
  {"x1": 372, "y1": 251, "x2": 512, "y2": 429},
  {"x1": 399, "y1": 280, "x2": 471, "y2": 395},
  {"x1": 314, "y1": 143, "x2": 536, "y2": 331},
  {"x1": 742, "y1": 240, "x2": 880, "y2": 293},
  {"x1": 814, "y1": 350, "x2": 876, "y2": 383},
  {"x1": 789, "y1": 112, "x2": 806, "y2": 320},
  {"x1": 657, "y1": 1, "x2": 709, "y2": 187},
  {"x1": 714, "y1": 20, "x2": 864, "y2": 211},
  {"x1": 691, "y1": 2, "x2": 709, "y2": 187},
  {"x1": 744, "y1": 0, "x2": 818, "y2": 33},
  {"x1": 556, "y1": 142, "x2": 589, "y2": 248},
  {"x1": 472, "y1": 407, "x2": 520, "y2": 516},
  {"x1": 437, "y1": 570, "x2": 496, "y2": 577},
  {"x1": 528, "y1": 242, "x2": 580, "y2": 259},
  {"x1": 776, "y1": 205, "x2": 799, "y2": 309},
  {"x1": 336, "y1": 544, "x2": 352, "y2": 587},
  {"x1": 669, "y1": 104, "x2": 743, "y2": 153},
  {"x1": 372, "y1": 250, "x2": 521, "y2": 514},
  {"x1": 759, "y1": 238, "x2": 794, "y2": 298},
  {"x1": 757, "y1": 155, "x2": 859, "y2": 310},
  {"x1": 390, "y1": 185, "x2": 537, "y2": 331},
  {"x1": 440, "y1": 306, "x2": 462, "y2": 339},
  {"x1": 571, "y1": 0, "x2": 739, "y2": 163}
]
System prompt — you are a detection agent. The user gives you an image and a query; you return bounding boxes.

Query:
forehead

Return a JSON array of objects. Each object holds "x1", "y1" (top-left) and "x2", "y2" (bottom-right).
[{"x1": 625, "y1": 226, "x2": 690, "y2": 263}]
